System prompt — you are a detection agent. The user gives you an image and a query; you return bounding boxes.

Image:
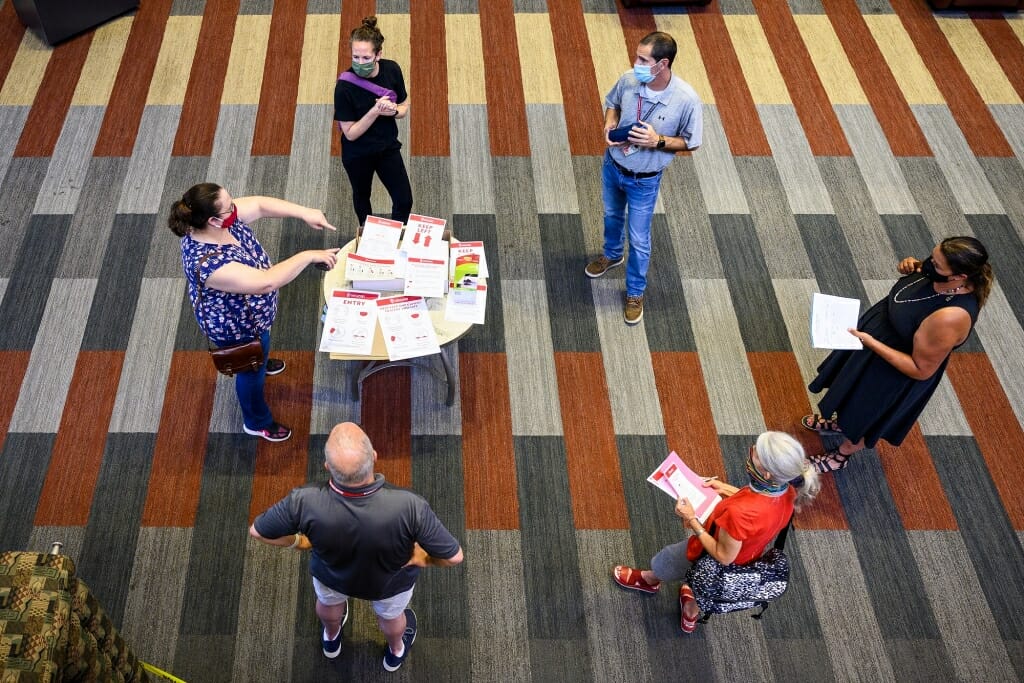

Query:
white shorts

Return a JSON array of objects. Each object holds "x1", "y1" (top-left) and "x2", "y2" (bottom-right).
[{"x1": 312, "y1": 577, "x2": 414, "y2": 621}]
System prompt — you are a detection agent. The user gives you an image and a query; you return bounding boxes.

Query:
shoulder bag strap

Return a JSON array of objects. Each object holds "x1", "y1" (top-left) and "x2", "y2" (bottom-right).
[
  {"x1": 337, "y1": 71, "x2": 397, "y2": 101},
  {"x1": 192, "y1": 249, "x2": 253, "y2": 345}
]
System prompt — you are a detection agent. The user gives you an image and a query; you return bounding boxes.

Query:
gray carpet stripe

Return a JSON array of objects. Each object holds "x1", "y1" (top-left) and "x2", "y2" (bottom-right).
[
  {"x1": 286, "y1": 104, "x2": 334, "y2": 210},
  {"x1": 0, "y1": 106, "x2": 28, "y2": 188},
  {"x1": 58, "y1": 157, "x2": 129, "y2": 278},
  {"x1": 410, "y1": 344, "x2": 463, "y2": 436},
  {"x1": 148, "y1": 156, "x2": 211, "y2": 279},
  {"x1": 708, "y1": 616, "x2": 777, "y2": 683},
  {"x1": 990, "y1": 104, "x2": 1024, "y2": 160},
  {"x1": 0, "y1": 158, "x2": 49, "y2": 278},
  {"x1": 978, "y1": 157, "x2": 1024, "y2": 244},
  {"x1": 527, "y1": 103, "x2": 579, "y2": 214},
  {"x1": 896, "y1": 157, "x2": 974, "y2": 239},
  {"x1": 34, "y1": 106, "x2": 104, "y2": 215},
  {"x1": 660, "y1": 157, "x2": 726, "y2": 279},
  {"x1": 449, "y1": 105, "x2": 496, "y2": 214},
  {"x1": 503, "y1": 279, "x2": 563, "y2": 437},
  {"x1": 835, "y1": 104, "x2": 918, "y2": 216},
  {"x1": 409, "y1": 156, "x2": 453, "y2": 224},
  {"x1": 117, "y1": 105, "x2": 181, "y2": 214},
  {"x1": 26, "y1": 525, "x2": 85, "y2": 569},
  {"x1": 0, "y1": 435, "x2": 56, "y2": 549},
  {"x1": 493, "y1": 156, "x2": 546, "y2": 279},
  {"x1": 758, "y1": 104, "x2": 832, "y2": 215},
  {"x1": 973, "y1": 286, "x2": 1024, "y2": 425},
  {"x1": 692, "y1": 107, "x2": 749, "y2": 215},
  {"x1": 208, "y1": 105, "x2": 258, "y2": 197},
  {"x1": 772, "y1": 278, "x2": 828, "y2": 406}
]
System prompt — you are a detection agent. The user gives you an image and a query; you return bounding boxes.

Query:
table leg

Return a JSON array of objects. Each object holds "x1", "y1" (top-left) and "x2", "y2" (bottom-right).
[{"x1": 440, "y1": 348, "x2": 456, "y2": 407}]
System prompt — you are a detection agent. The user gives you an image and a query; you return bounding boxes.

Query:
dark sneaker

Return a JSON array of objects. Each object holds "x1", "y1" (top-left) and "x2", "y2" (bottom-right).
[
  {"x1": 585, "y1": 255, "x2": 625, "y2": 278},
  {"x1": 322, "y1": 605, "x2": 350, "y2": 658},
  {"x1": 242, "y1": 421, "x2": 292, "y2": 442},
  {"x1": 265, "y1": 358, "x2": 286, "y2": 376},
  {"x1": 382, "y1": 608, "x2": 417, "y2": 672},
  {"x1": 624, "y1": 295, "x2": 644, "y2": 325}
]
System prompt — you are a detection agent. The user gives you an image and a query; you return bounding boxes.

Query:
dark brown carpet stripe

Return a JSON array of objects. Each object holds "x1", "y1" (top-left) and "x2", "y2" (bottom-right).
[
  {"x1": 691, "y1": 3, "x2": 772, "y2": 156},
  {"x1": 409, "y1": 0, "x2": 449, "y2": 157},
  {"x1": 142, "y1": 351, "x2": 217, "y2": 527},
  {"x1": 13, "y1": 29, "x2": 92, "y2": 158},
  {"x1": 876, "y1": 425, "x2": 958, "y2": 530},
  {"x1": 822, "y1": 0, "x2": 932, "y2": 157},
  {"x1": 33, "y1": 351, "x2": 122, "y2": 527},
  {"x1": 0, "y1": 351, "x2": 29, "y2": 452},
  {"x1": 555, "y1": 352, "x2": 629, "y2": 530},
  {"x1": 480, "y1": 0, "x2": 530, "y2": 157},
  {"x1": 172, "y1": 0, "x2": 240, "y2": 157},
  {"x1": 548, "y1": 0, "x2": 604, "y2": 156},
  {"x1": 251, "y1": 0, "x2": 304, "y2": 157},
  {"x1": 973, "y1": 14, "x2": 1024, "y2": 102},
  {"x1": 360, "y1": 364, "x2": 413, "y2": 490},
  {"x1": 460, "y1": 352, "x2": 519, "y2": 530},
  {"x1": 651, "y1": 352, "x2": 725, "y2": 478},
  {"x1": 0, "y1": 1, "x2": 25, "y2": 88}
]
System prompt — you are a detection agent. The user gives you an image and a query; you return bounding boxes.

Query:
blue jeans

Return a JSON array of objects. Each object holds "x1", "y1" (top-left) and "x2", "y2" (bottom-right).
[
  {"x1": 602, "y1": 152, "x2": 663, "y2": 297},
  {"x1": 217, "y1": 329, "x2": 273, "y2": 430}
]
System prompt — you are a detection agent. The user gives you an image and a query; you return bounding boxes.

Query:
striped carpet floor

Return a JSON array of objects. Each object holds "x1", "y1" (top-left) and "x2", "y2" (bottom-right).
[{"x1": 1, "y1": 0, "x2": 1023, "y2": 681}]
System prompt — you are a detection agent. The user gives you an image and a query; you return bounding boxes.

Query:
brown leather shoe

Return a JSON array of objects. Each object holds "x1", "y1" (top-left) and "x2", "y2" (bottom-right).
[
  {"x1": 585, "y1": 255, "x2": 624, "y2": 278},
  {"x1": 624, "y1": 295, "x2": 644, "y2": 325}
]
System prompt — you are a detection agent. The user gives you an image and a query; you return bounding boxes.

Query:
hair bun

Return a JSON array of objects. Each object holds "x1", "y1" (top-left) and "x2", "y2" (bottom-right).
[{"x1": 362, "y1": 16, "x2": 377, "y2": 29}]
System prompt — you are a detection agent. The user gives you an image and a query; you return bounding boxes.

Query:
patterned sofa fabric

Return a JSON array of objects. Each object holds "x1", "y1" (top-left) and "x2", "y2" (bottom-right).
[{"x1": 0, "y1": 551, "x2": 147, "y2": 683}]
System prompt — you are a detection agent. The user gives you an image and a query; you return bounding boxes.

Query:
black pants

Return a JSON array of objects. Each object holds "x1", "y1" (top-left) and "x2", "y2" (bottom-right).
[{"x1": 342, "y1": 147, "x2": 413, "y2": 226}]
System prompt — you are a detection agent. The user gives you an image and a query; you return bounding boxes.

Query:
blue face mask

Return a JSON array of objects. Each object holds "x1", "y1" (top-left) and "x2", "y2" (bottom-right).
[{"x1": 633, "y1": 64, "x2": 654, "y2": 84}]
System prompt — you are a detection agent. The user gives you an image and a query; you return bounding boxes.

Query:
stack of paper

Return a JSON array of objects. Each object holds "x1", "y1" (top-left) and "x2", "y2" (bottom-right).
[
  {"x1": 377, "y1": 295, "x2": 441, "y2": 361},
  {"x1": 348, "y1": 216, "x2": 405, "y2": 291},
  {"x1": 318, "y1": 289, "x2": 380, "y2": 355},
  {"x1": 810, "y1": 292, "x2": 863, "y2": 350},
  {"x1": 445, "y1": 241, "x2": 488, "y2": 324},
  {"x1": 647, "y1": 452, "x2": 722, "y2": 523},
  {"x1": 401, "y1": 215, "x2": 449, "y2": 297}
]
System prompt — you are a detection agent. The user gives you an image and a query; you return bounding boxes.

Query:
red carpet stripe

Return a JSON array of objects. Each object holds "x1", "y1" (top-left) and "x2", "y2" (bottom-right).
[
  {"x1": 821, "y1": 0, "x2": 931, "y2": 157},
  {"x1": 555, "y1": 352, "x2": 629, "y2": 530},
  {"x1": 948, "y1": 354, "x2": 1024, "y2": 529},
  {"x1": 0, "y1": 2, "x2": 26, "y2": 87},
  {"x1": 651, "y1": 352, "x2": 725, "y2": 479},
  {"x1": 0, "y1": 352, "x2": 30, "y2": 453},
  {"x1": 461, "y1": 352, "x2": 519, "y2": 530},
  {"x1": 747, "y1": 352, "x2": 849, "y2": 530},
  {"x1": 142, "y1": 351, "x2": 216, "y2": 527},
  {"x1": 548, "y1": 0, "x2": 605, "y2": 156},
  {"x1": 691, "y1": 4, "x2": 772, "y2": 156},
  {"x1": 889, "y1": 0, "x2": 1013, "y2": 157},
  {"x1": 34, "y1": 352, "x2": 122, "y2": 527},
  {"x1": 250, "y1": 0, "x2": 305, "y2": 156},
  {"x1": 409, "y1": 0, "x2": 449, "y2": 157},
  {"x1": 13, "y1": 30, "x2": 92, "y2": 158},
  {"x1": 250, "y1": 351, "x2": 316, "y2": 521},
  {"x1": 331, "y1": 0, "x2": 377, "y2": 157},
  {"x1": 172, "y1": 0, "x2": 239, "y2": 157},
  {"x1": 972, "y1": 15, "x2": 1024, "y2": 102},
  {"x1": 616, "y1": 3, "x2": 657, "y2": 62},
  {"x1": 876, "y1": 425, "x2": 957, "y2": 530},
  {"x1": 479, "y1": 0, "x2": 529, "y2": 156},
  {"x1": 93, "y1": 0, "x2": 172, "y2": 156},
  {"x1": 752, "y1": 0, "x2": 851, "y2": 157},
  {"x1": 360, "y1": 365, "x2": 412, "y2": 490}
]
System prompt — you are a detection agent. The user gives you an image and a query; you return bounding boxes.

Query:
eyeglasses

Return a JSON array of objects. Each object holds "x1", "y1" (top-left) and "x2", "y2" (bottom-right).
[{"x1": 216, "y1": 203, "x2": 235, "y2": 217}]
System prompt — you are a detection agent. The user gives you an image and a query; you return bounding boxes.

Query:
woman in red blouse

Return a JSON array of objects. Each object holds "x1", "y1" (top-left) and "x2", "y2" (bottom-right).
[{"x1": 613, "y1": 431, "x2": 820, "y2": 632}]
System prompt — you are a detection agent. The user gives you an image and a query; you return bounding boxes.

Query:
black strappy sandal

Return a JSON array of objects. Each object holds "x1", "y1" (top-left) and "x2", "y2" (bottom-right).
[
  {"x1": 811, "y1": 448, "x2": 852, "y2": 473},
  {"x1": 801, "y1": 413, "x2": 842, "y2": 434}
]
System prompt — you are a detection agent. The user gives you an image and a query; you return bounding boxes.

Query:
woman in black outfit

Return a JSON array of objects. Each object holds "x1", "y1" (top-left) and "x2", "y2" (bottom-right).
[
  {"x1": 804, "y1": 236, "x2": 993, "y2": 472},
  {"x1": 334, "y1": 16, "x2": 412, "y2": 227}
]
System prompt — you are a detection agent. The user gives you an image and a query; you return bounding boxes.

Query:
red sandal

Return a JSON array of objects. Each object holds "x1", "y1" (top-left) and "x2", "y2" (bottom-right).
[
  {"x1": 679, "y1": 585, "x2": 699, "y2": 633},
  {"x1": 612, "y1": 565, "x2": 661, "y2": 594}
]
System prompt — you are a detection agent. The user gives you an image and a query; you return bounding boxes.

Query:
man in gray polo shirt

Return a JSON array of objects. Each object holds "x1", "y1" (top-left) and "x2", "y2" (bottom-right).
[
  {"x1": 250, "y1": 422, "x2": 463, "y2": 672},
  {"x1": 585, "y1": 30, "x2": 703, "y2": 325}
]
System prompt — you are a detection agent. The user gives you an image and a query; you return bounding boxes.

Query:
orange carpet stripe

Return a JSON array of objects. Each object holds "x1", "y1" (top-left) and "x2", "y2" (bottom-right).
[
  {"x1": 332, "y1": 0, "x2": 379, "y2": 157},
  {"x1": 747, "y1": 352, "x2": 849, "y2": 531},
  {"x1": 250, "y1": 0, "x2": 305, "y2": 156},
  {"x1": 142, "y1": 352, "x2": 217, "y2": 527},
  {"x1": 480, "y1": 0, "x2": 530, "y2": 156},
  {"x1": 0, "y1": 2, "x2": 26, "y2": 88},
  {"x1": 548, "y1": 0, "x2": 605, "y2": 156},
  {"x1": 821, "y1": 0, "x2": 931, "y2": 157},
  {"x1": 360, "y1": 364, "x2": 412, "y2": 490},
  {"x1": 249, "y1": 351, "x2": 316, "y2": 521},
  {"x1": 34, "y1": 352, "x2": 123, "y2": 527},
  {"x1": 972, "y1": 15, "x2": 1024, "y2": 102},
  {"x1": 890, "y1": 0, "x2": 1013, "y2": 157},
  {"x1": 875, "y1": 425, "x2": 957, "y2": 530},
  {"x1": 460, "y1": 352, "x2": 519, "y2": 530},
  {"x1": 13, "y1": 30, "x2": 92, "y2": 158},
  {"x1": 948, "y1": 354, "x2": 1024, "y2": 529},
  {"x1": 690, "y1": 4, "x2": 772, "y2": 156},
  {"x1": 0, "y1": 352, "x2": 30, "y2": 454},
  {"x1": 172, "y1": 0, "x2": 239, "y2": 157},
  {"x1": 555, "y1": 352, "x2": 629, "y2": 530},
  {"x1": 409, "y1": 0, "x2": 449, "y2": 157},
  {"x1": 93, "y1": 0, "x2": 173, "y2": 156},
  {"x1": 651, "y1": 352, "x2": 725, "y2": 478},
  {"x1": 752, "y1": 0, "x2": 851, "y2": 156},
  {"x1": 616, "y1": 3, "x2": 657, "y2": 63}
]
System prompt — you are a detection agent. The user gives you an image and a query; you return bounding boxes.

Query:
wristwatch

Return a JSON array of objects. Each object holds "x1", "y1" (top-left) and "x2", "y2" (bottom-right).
[{"x1": 656, "y1": 135, "x2": 666, "y2": 150}]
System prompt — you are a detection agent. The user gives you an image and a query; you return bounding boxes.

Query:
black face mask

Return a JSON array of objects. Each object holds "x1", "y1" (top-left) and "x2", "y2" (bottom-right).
[{"x1": 920, "y1": 257, "x2": 952, "y2": 283}]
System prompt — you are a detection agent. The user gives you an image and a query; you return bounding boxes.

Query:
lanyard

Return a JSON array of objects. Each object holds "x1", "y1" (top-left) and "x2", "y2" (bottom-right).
[{"x1": 636, "y1": 93, "x2": 659, "y2": 123}]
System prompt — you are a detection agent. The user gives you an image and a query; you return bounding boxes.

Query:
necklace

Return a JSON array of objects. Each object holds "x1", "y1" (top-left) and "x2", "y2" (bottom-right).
[{"x1": 892, "y1": 277, "x2": 963, "y2": 304}]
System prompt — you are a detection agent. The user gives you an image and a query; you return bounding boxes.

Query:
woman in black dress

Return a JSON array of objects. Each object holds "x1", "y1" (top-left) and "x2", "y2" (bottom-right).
[
  {"x1": 804, "y1": 236, "x2": 993, "y2": 472},
  {"x1": 334, "y1": 16, "x2": 412, "y2": 227}
]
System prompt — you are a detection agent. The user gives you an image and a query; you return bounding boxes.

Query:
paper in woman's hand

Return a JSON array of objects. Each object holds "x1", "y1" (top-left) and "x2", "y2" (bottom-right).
[{"x1": 810, "y1": 293, "x2": 863, "y2": 350}]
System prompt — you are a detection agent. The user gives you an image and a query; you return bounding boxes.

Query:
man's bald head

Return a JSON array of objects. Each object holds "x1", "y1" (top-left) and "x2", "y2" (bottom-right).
[{"x1": 325, "y1": 422, "x2": 376, "y2": 487}]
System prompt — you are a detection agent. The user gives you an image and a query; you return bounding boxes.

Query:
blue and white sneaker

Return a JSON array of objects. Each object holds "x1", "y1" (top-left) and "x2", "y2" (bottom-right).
[
  {"x1": 382, "y1": 608, "x2": 417, "y2": 672},
  {"x1": 321, "y1": 605, "x2": 350, "y2": 659}
]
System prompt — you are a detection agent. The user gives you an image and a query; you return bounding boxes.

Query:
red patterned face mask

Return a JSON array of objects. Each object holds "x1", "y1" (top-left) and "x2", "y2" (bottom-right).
[{"x1": 217, "y1": 204, "x2": 237, "y2": 230}]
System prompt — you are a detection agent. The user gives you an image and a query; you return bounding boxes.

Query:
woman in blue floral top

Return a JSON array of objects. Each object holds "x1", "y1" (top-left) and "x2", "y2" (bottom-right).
[{"x1": 169, "y1": 183, "x2": 339, "y2": 442}]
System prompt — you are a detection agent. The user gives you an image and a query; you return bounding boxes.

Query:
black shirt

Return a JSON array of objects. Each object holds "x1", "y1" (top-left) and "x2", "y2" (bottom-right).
[
  {"x1": 254, "y1": 474, "x2": 460, "y2": 600},
  {"x1": 333, "y1": 59, "x2": 408, "y2": 161}
]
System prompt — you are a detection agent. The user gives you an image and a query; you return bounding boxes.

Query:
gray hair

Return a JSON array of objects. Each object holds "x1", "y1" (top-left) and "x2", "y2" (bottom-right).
[
  {"x1": 755, "y1": 431, "x2": 820, "y2": 511},
  {"x1": 326, "y1": 426, "x2": 374, "y2": 486}
]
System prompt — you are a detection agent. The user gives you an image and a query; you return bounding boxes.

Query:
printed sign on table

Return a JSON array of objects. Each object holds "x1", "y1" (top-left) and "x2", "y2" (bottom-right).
[
  {"x1": 376, "y1": 295, "x2": 441, "y2": 361},
  {"x1": 319, "y1": 289, "x2": 380, "y2": 355}
]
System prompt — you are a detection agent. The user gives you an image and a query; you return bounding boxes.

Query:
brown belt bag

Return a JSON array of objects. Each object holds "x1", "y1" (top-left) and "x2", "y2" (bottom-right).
[{"x1": 195, "y1": 251, "x2": 265, "y2": 376}]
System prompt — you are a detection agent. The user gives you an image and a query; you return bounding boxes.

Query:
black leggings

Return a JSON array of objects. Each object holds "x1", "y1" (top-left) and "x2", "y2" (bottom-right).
[{"x1": 342, "y1": 147, "x2": 413, "y2": 226}]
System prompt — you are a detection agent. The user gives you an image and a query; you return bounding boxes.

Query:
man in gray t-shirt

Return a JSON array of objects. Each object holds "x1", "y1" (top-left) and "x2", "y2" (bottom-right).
[{"x1": 250, "y1": 422, "x2": 463, "y2": 672}]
